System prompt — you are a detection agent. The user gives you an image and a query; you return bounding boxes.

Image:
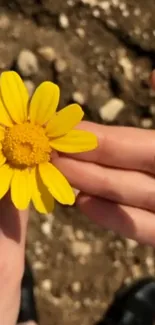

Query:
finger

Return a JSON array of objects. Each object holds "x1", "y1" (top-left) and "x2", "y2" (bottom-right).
[
  {"x1": 77, "y1": 194, "x2": 155, "y2": 246},
  {"x1": 0, "y1": 195, "x2": 29, "y2": 325},
  {"x1": 53, "y1": 156, "x2": 155, "y2": 212},
  {"x1": 67, "y1": 121, "x2": 155, "y2": 174},
  {"x1": 0, "y1": 194, "x2": 29, "y2": 273}
]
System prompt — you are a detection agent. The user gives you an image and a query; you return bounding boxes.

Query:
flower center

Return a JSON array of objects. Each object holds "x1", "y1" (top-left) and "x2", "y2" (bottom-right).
[{"x1": 2, "y1": 122, "x2": 51, "y2": 167}]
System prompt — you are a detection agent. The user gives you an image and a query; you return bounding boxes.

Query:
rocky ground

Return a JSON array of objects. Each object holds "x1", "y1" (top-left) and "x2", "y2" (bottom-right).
[{"x1": 0, "y1": 0, "x2": 155, "y2": 324}]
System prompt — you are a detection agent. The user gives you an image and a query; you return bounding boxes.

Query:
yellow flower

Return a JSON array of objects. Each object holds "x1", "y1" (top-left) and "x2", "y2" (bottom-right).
[{"x1": 0, "y1": 71, "x2": 97, "y2": 213}]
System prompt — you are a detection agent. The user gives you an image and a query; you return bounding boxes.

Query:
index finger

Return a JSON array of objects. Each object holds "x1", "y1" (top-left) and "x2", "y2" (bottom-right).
[{"x1": 68, "y1": 121, "x2": 155, "y2": 174}]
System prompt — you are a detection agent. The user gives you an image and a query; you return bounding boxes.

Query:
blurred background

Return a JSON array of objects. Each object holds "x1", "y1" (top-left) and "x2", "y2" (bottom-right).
[{"x1": 0, "y1": 0, "x2": 155, "y2": 324}]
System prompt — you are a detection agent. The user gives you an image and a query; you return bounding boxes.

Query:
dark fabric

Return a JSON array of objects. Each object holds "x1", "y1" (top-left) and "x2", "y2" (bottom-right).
[{"x1": 17, "y1": 258, "x2": 38, "y2": 323}]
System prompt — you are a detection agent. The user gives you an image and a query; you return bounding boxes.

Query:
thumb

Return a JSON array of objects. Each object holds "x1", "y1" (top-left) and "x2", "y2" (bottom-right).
[
  {"x1": 0, "y1": 193, "x2": 29, "y2": 270},
  {"x1": 0, "y1": 193, "x2": 29, "y2": 325}
]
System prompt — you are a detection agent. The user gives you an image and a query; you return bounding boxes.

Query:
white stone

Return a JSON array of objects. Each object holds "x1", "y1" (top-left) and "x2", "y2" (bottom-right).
[
  {"x1": 35, "y1": 246, "x2": 43, "y2": 256},
  {"x1": 41, "y1": 221, "x2": 51, "y2": 236},
  {"x1": 24, "y1": 80, "x2": 35, "y2": 96},
  {"x1": 41, "y1": 279, "x2": 52, "y2": 291},
  {"x1": 131, "y1": 265, "x2": 142, "y2": 279},
  {"x1": 72, "y1": 91, "x2": 85, "y2": 105},
  {"x1": 71, "y1": 281, "x2": 81, "y2": 293},
  {"x1": 33, "y1": 261, "x2": 44, "y2": 270},
  {"x1": 55, "y1": 59, "x2": 67, "y2": 73},
  {"x1": 115, "y1": 240, "x2": 124, "y2": 249},
  {"x1": 76, "y1": 28, "x2": 85, "y2": 38},
  {"x1": 126, "y1": 239, "x2": 138, "y2": 250},
  {"x1": 122, "y1": 10, "x2": 130, "y2": 17},
  {"x1": 119, "y1": 56, "x2": 133, "y2": 81},
  {"x1": 145, "y1": 256, "x2": 154, "y2": 268},
  {"x1": 59, "y1": 13, "x2": 69, "y2": 29},
  {"x1": 37, "y1": 46, "x2": 56, "y2": 62},
  {"x1": 140, "y1": 118, "x2": 153, "y2": 129},
  {"x1": 63, "y1": 225, "x2": 75, "y2": 241},
  {"x1": 100, "y1": 1, "x2": 110, "y2": 11},
  {"x1": 99, "y1": 98, "x2": 125, "y2": 122},
  {"x1": 17, "y1": 49, "x2": 39, "y2": 77},
  {"x1": 70, "y1": 241, "x2": 92, "y2": 257},
  {"x1": 83, "y1": 297, "x2": 92, "y2": 307},
  {"x1": 0, "y1": 14, "x2": 10, "y2": 30},
  {"x1": 134, "y1": 8, "x2": 141, "y2": 16},
  {"x1": 113, "y1": 260, "x2": 122, "y2": 268},
  {"x1": 92, "y1": 9, "x2": 100, "y2": 17},
  {"x1": 150, "y1": 104, "x2": 155, "y2": 115},
  {"x1": 75, "y1": 229, "x2": 85, "y2": 240}
]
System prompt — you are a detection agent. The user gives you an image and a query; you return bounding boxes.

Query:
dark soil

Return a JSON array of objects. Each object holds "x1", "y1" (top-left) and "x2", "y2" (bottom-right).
[{"x1": 0, "y1": 1, "x2": 154, "y2": 324}]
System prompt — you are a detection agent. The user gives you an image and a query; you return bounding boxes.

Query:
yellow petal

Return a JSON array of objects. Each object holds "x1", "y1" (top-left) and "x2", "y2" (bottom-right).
[
  {"x1": 46, "y1": 104, "x2": 84, "y2": 137},
  {"x1": 0, "y1": 164, "x2": 13, "y2": 199},
  {"x1": 31, "y1": 167, "x2": 54, "y2": 214},
  {"x1": 11, "y1": 168, "x2": 31, "y2": 210},
  {"x1": 0, "y1": 126, "x2": 5, "y2": 140},
  {"x1": 0, "y1": 98, "x2": 13, "y2": 127},
  {"x1": 39, "y1": 162, "x2": 75, "y2": 205},
  {"x1": 50, "y1": 130, "x2": 98, "y2": 153},
  {"x1": 0, "y1": 71, "x2": 29, "y2": 123},
  {"x1": 29, "y1": 81, "x2": 60, "y2": 125},
  {"x1": 0, "y1": 150, "x2": 6, "y2": 167}
]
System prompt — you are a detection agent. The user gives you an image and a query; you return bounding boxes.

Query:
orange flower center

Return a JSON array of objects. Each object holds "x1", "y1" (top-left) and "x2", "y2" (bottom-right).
[{"x1": 2, "y1": 122, "x2": 51, "y2": 167}]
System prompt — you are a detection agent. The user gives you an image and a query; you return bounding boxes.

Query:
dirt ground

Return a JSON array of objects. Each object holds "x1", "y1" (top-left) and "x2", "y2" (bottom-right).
[{"x1": 0, "y1": 0, "x2": 155, "y2": 324}]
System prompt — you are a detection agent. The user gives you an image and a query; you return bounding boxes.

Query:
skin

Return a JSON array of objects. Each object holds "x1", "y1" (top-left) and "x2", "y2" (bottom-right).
[{"x1": 2, "y1": 120, "x2": 155, "y2": 324}]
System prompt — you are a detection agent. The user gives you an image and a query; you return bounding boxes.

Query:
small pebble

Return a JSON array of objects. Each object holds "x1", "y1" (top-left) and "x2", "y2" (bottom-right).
[
  {"x1": 124, "y1": 277, "x2": 132, "y2": 285},
  {"x1": 149, "y1": 104, "x2": 155, "y2": 115},
  {"x1": 72, "y1": 91, "x2": 85, "y2": 105},
  {"x1": 119, "y1": 56, "x2": 134, "y2": 81},
  {"x1": 33, "y1": 261, "x2": 44, "y2": 271},
  {"x1": 34, "y1": 241, "x2": 43, "y2": 256},
  {"x1": 0, "y1": 14, "x2": 10, "y2": 30},
  {"x1": 63, "y1": 225, "x2": 75, "y2": 241},
  {"x1": 74, "y1": 301, "x2": 81, "y2": 309},
  {"x1": 92, "y1": 9, "x2": 100, "y2": 17},
  {"x1": 79, "y1": 256, "x2": 87, "y2": 265},
  {"x1": 59, "y1": 13, "x2": 69, "y2": 29},
  {"x1": 126, "y1": 239, "x2": 138, "y2": 250},
  {"x1": 99, "y1": 98, "x2": 125, "y2": 122},
  {"x1": 35, "y1": 246, "x2": 43, "y2": 256},
  {"x1": 100, "y1": 1, "x2": 110, "y2": 11},
  {"x1": 140, "y1": 118, "x2": 153, "y2": 129},
  {"x1": 75, "y1": 229, "x2": 85, "y2": 240},
  {"x1": 71, "y1": 281, "x2": 82, "y2": 293},
  {"x1": 113, "y1": 260, "x2": 122, "y2": 268},
  {"x1": 41, "y1": 279, "x2": 52, "y2": 291},
  {"x1": 24, "y1": 80, "x2": 35, "y2": 96},
  {"x1": 76, "y1": 28, "x2": 85, "y2": 38},
  {"x1": 131, "y1": 264, "x2": 142, "y2": 279},
  {"x1": 94, "y1": 239, "x2": 103, "y2": 254},
  {"x1": 54, "y1": 59, "x2": 67, "y2": 73},
  {"x1": 37, "y1": 46, "x2": 56, "y2": 62},
  {"x1": 17, "y1": 49, "x2": 39, "y2": 77},
  {"x1": 115, "y1": 240, "x2": 124, "y2": 250},
  {"x1": 41, "y1": 221, "x2": 51, "y2": 236},
  {"x1": 70, "y1": 241, "x2": 92, "y2": 257},
  {"x1": 83, "y1": 297, "x2": 92, "y2": 307},
  {"x1": 145, "y1": 256, "x2": 154, "y2": 268},
  {"x1": 134, "y1": 8, "x2": 141, "y2": 16}
]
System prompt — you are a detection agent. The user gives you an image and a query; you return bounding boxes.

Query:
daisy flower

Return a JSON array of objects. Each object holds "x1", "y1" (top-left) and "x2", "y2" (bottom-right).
[{"x1": 0, "y1": 71, "x2": 97, "y2": 213}]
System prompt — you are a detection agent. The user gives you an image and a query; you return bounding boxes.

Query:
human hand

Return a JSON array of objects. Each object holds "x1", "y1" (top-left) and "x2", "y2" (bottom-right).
[
  {"x1": 0, "y1": 194, "x2": 28, "y2": 325},
  {"x1": 54, "y1": 122, "x2": 155, "y2": 246}
]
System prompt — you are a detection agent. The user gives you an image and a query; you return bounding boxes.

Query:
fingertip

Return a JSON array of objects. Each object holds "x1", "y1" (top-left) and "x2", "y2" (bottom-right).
[{"x1": 76, "y1": 192, "x2": 91, "y2": 207}]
